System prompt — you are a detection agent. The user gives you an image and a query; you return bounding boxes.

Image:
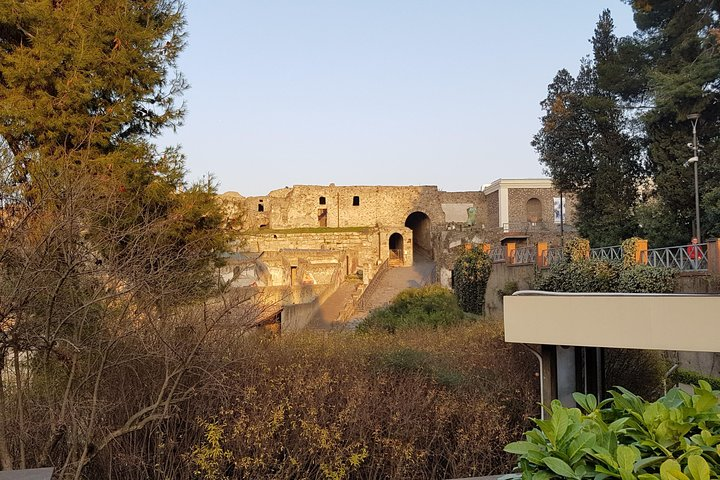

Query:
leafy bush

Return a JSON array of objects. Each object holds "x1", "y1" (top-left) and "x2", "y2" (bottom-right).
[
  {"x1": 536, "y1": 259, "x2": 623, "y2": 292},
  {"x1": 453, "y1": 246, "x2": 493, "y2": 314},
  {"x1": 536, "y1": 259, "x2": 676, "y2": 293},
  {"x1": 505, "y1": 383, "x2": 720, "y2": 480},
  {"x1": 622, "y1": 237, "x2": 642, "y2": 268},
  {"x1": 618, "y1": 264, "x2": 676, "y2": 293},
  {"x1": 564, "y1": 237, "x2": 590, "y2": 261},
  {"x1": 670, "y1": 369, "x2": 720, "y2": 391},
  {"x1": 357, "y1": 284, "x2": 465, "y2": 333}
]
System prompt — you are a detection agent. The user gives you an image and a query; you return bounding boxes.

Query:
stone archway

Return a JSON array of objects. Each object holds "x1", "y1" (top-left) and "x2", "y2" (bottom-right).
[
  {"x1": 405, "y1": 212, "x2": 432, "y2": 262},
  {"x1": 389, "y1": 232, "x2": 404, "y2": 266}
]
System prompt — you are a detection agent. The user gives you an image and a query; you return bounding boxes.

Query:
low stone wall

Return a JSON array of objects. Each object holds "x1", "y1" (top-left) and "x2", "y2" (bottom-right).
[
  {"x1": 281, "y1": 297, "x2": 320, "y2": 332},
  {"x1": 484, "y1": 262, "x2": 536, "y2": 317}
]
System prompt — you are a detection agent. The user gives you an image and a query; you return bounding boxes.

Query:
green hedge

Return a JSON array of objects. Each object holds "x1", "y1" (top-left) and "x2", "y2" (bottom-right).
[
  {"x1": 357, "y1": 284, "x2": 465, "y2": 333},
  {"x1": 536, "y1": 259, "x2": 676, "y2": 293},
  {"x1": 452, "y1": 246, "x2": 492, "y2": 314}
]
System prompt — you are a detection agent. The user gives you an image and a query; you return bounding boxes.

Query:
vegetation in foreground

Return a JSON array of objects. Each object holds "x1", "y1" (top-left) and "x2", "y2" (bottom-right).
[
  {"x1": 189, "y1": 321, "x2": 538, "y2": 480},
  {"x1": 505, "y1": 382, "x2": 720, "y2": 480}
]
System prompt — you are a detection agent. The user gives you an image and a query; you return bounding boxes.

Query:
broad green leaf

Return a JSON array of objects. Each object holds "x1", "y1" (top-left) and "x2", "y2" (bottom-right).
[
  {"x1": 616, "y1": 445, "x2": 638, "y2": 472},
  {"x1": 696, "y1": 380, "x2": 712, "y2": 392},
  {"x1": 543, "y1": 457, "x2": 579, "y2": 479},
  {"x1": 505, "y1": 441, "x2": 541, "y2": 455},
  {"x1": 700, "y1": 429, "x2": 720, "y2": 447},
  {"x1": 686, "y1": 455, "x2": 709, "y2": 480},
  {"x1": 574, "y1": 392, "x2": 598, "y2": 413},
  {"x1": 692, "y1": 390, "x2": 717, "y2": 413},
  {"x1": 552, "y1": 404, "x2": 571, "y2": 443},
  {"x1": 638, "y1": 475, "x2": 660, "y2": 480},
  {"x1": 660, "y1": 459, "x2": 689, "y2": 480}
]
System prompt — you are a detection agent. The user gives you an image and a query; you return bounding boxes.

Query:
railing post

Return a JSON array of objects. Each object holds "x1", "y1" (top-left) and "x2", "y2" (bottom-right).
[
  {"x1": 537, "y1": 242, "x2": 548, "y2": 267},
  {"x1": 636, "y1": 239, "x2": 648, "y2": 265},
  {"x1": 505, "y1": 242, "x2": 515, "y2": 264},
  {"x1": 707, "y1": 239, "x2": 720, "y2": 275}
]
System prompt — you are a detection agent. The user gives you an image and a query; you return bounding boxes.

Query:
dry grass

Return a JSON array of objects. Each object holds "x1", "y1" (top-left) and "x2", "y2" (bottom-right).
[{"x1": 185, "y1": 319, "x2": 538, "y2": 479}]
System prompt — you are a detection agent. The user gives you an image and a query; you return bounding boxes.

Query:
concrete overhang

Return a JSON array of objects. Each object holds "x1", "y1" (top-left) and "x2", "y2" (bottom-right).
[{"x1": 504, "y1": 291, "x2": 720, "y2": 353}]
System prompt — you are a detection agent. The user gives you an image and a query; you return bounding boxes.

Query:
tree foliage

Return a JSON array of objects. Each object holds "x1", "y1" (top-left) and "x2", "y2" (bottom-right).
[
  {"x1": 537, "y1": 3, "x2": 720, "y2": 246},
  {"x1": 0, "y1": 1, "x2": 246, "y2": 477},
  {"x1": 452, "y1": 246, "x2": 492, "y2": 315},
  {"x1": 533, "y1": 11, "x2": 643, "y2": 247}
]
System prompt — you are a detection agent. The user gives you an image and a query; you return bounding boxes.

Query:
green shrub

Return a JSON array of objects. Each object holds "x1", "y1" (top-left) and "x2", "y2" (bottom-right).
[
  {"x1": 670, "y1": 369, "x2": 720, "y2": 391},
  {"x1": 357, "y1": 284, "x2": 465, "y2": 333},
  {"x1": 536, "y1": 259, "x2": 623, "y2": 292},
  {"x1": 505, "y1": 383, "x2": 720, "y2": 480},
  {"x1": 536, "y1": 259, "x2": 676, "y2": 293},
  {"x1": 453, "y1": 246, "x2": 493, "y2": 314},
  {"x1": 564, "y1": 237, "x2": 590, "y2": 261},
  {"x1": 618, "y1": 264, "x2": 676, "y2": 293}
]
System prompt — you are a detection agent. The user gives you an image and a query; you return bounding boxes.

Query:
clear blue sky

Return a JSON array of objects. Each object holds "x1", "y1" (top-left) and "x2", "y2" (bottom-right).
[{"x1": 159, "y1": 1, "x2": 637, "y2": 196}]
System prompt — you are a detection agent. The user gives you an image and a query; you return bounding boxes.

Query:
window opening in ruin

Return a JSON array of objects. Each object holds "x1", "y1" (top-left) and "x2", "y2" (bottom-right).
[
  {"x1": 526, "y1": 198, "x2": 542, "y2": 224},
  {"x1": 352, "y1": 196, "x2": 360, "y2": 206},
  {"x1": 318, "y1": 208, "x2": 328, "y2": 227},
  {"x1": 319, "y1": 196, "x2": 326, "y2": 205},
  {"x1": 258, "y1": 203, "x2": 264, "y2": 212},
  {"x1": 290, "y1": 266, "x2": 297, "y2": 286}
]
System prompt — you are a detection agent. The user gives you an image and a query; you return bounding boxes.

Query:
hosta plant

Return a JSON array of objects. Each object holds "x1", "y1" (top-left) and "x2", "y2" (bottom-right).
[{"x1": 504, "y1": 382, "x2": 720, "y2": 480}]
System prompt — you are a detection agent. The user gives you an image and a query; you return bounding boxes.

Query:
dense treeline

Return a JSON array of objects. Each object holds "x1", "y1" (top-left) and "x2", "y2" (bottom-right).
[{"x1": 535, "y1": 1, "x2": 720, "y2": 246}]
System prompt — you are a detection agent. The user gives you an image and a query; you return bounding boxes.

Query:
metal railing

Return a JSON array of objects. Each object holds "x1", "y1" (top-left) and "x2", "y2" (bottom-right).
[
  {"x1": 541, "y1": 247, "x2": 564, "y2": 267},
  {"x1": 489, "y1": 246, "x2": 505, "y2": 262},
  {"x1": 511, "y1": 245, "x2": 535, "y2": 265},
  {"x1": 644, "y1": 243, "x2": 708, "y2": 271},
  {"x1": 500, "y1": 221, "x2": 576, "y2": 233},
  {"x1": 590, "y1": 245, "x2": 623, "y2": 262}
]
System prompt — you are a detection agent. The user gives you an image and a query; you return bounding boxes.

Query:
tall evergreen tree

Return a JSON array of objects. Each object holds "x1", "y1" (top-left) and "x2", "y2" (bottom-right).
[
  {"x1": 596, "y1": 1, "x2": 720, "y2": 244},
  {"x1": 533, "y1": 10, "x2": 643, "y2": 246}
]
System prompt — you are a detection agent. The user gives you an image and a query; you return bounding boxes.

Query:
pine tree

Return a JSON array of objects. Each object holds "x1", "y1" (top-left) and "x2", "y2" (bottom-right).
[{"x1": 533, "y1": 10, "x2": 642, "y2": 246}]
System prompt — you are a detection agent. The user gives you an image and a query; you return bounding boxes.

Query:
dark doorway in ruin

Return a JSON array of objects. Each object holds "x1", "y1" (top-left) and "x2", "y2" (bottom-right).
[
  {"x1": 318, "y1": 208, "x2": 328, "y2": 227},
  {"x1": 389, "y1": 232, "x2": 404, "y2": 266},
  {"x1": 405, "y1": 212, "x2": 432, "y2": 262}
]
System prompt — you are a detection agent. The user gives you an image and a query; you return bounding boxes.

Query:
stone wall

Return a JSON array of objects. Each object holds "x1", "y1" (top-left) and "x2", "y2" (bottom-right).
[
  {"x1": 240, "y1": 228, "x2": 392, "y2": 282},
  {"x1": 242, "y1": 185, "x2": 447, "y2": 230},
  {"x1": 486, "y1": 191, "x2": 499, "y2": 229}
]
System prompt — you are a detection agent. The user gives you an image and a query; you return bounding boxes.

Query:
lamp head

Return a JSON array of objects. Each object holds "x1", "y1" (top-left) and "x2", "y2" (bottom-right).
[{"x1": 687, "y1": 113, "x2": 700, "y2": 120}]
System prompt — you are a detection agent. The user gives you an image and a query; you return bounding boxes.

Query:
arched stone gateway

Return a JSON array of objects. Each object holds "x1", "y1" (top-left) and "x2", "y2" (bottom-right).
[
  {"x1": 405, "y1": 212, "x2": 432, "y2": 262},
  {"x1": 388, "y1": 232, "x2": 404, "y2": 266}
]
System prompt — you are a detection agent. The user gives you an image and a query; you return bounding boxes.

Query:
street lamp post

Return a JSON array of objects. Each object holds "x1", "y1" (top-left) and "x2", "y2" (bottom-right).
[{"x1": 687, "y1": 113, "x2": 701, "y2": 241}]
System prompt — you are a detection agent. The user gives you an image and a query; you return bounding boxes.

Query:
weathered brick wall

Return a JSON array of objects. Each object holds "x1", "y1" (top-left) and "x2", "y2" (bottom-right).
[
  {"x1": 507, "y1": 188, "x2": 556, "y2": 226},
  {"x1": 486, "y1": 191, "x2": 499, "y2": 228},
  {"x1": 239, "y1": 229, "x2": 394, "y2": 281},
  {"x1": 257, "y1": 185, "x2": 446, "y2": 230}
]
